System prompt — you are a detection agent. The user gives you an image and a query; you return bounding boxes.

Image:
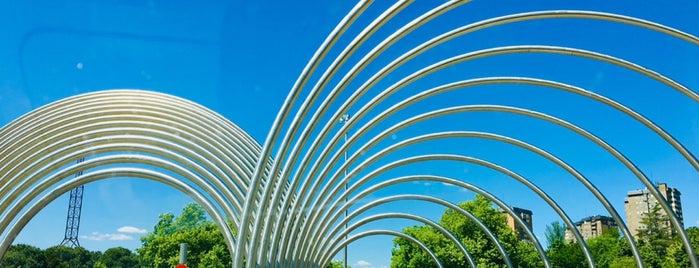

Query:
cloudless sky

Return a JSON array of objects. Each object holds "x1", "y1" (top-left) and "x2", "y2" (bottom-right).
[{"x1": 0, "y1": 1, "x2": 698, "y2": 268}]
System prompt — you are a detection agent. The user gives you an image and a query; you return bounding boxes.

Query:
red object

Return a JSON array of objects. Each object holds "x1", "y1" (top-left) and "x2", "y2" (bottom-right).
[{"x1": 175, "y1": 264, "x2": 187, "y2": 268}]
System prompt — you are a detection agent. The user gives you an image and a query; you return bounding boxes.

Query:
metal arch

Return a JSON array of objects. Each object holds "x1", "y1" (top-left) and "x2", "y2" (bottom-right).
[
  {"x1": 281, "y1": 11, "x2": 699, "y2": 220},
  {"x1": 266, "y1": 2, "x2": 472, "y2": 265},
  {"x1": 329, "y1": 73, "x2": 699, "y2": 266},
  {"x1": 0, "y1": 154, "x2": 243, "y2": 255},
  {"x1": 339, "y1": 46, "x2": 698, "y2": 172},
  {"x1": 233, "y1": 1, "x2": 373, "y2": 265},
  {"x1": 290, "y1": 29, "x2": 699, "y2": 257},
  {"x1": 0, "y1": 90, "x2": 265, "y2": 265},
  {"x1": 2, "y1": 95, "x2": 260, "y2": 177},
  {"x1": 0, "y1": 114, "x2": 252, "y2": 221},
  {"x1": 0, "y1": 118, "x2": 249, "y2": 213},
  {"x1": 327, "y1": 174, "x2": 556, "y2": 267},
  {"x1": 0, "y1": 3, "x2": 696, "y2": 268},
  {"x1": 0, "y1": 141, "x2": 244, "y2": 226},
  {"x1": 315, "y1": 195, "x2": 511, "y2": 268},
  {"x1": 326, "y1": 230, "x2": 444, "y2": 268},
  {"x1": 252, "y1": 2, "x2": 414, "y2": 264},
  {"x1": 272, "y1": 33, "x2": 698, "y2": 268},
  {"x1": 305, "y1": 152, "x2": 578, "y2": 268},
  {"x1": 306, "y1": 120, "x2": 638, "y2": 267},
  {"x1": 262, "y1": 6, "x2": 696, "y2": 268},
  {"x1": 0, "y1": 91, "x2": 261, "y2": 169},
  {"x1": 0, "y1": 95, "x2": 259, "y2": 191},
  {"x1": 311, "y1": 154, "x2": 599, "y2": 268},
  {"x1": 319, "y1": 212, "x2": 476, "y2": 268},
  {"x1": 334, "y1": 10, "x2": 699, "y2": 115},
  {"x1": 0, "y1": 91, "x2": 260, "y2": 177},
  {"x1": 306, "y1": 72, "x2": 697, "y2": 266},
  {"x1": 261, "y1": 2, "x2": 478, "y2": 264},
  {"x1": 276, "y1": 48, "x2": 697, "y2": 267},
  {"x1": 276, "y1": 7, "x2": 699, "y2": 206},
  {"x1": 0, "y1": 168, "x2": 234, "y2": 262}
]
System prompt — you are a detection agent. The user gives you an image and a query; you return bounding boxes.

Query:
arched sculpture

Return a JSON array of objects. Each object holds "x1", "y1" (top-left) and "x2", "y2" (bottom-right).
[{"x1": 1, "y1": 1, "x2": 697, "y2": 268}]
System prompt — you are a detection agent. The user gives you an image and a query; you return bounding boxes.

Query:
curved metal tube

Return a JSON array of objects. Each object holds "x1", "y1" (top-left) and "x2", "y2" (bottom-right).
[
  {"x1": 281, "y1": 7, "x2": 699, "y2": 220},
  {"x1": 0, "y1": 120, "x2": 248, "y2": 216},
  {"x1": 304, "y1": 125, "x2": 618, "y2": 266},
  {"x1": 0, "y1": 168, "x2": 234, "y2": 261},
  {"x1": 0, "y1": 94, "x2": 258, "y2": 194},
  {"x1": 1, "y1": 5, "x2": 696, "y2": 266},
  {"x1": 285, "y1": 16, "x2": 699, "y2": 259},
  {"x1": 0, "y1": 119, "x2": 250, "y2": 221},
  {"x1": 0, "y1": 90, "x2": 264, "y2": 267},
  {"x1": 0, "y1": 141, "x2": 243, "y2": 225},
  {"x1": 320, "y1": 212, "x2": 476, "y2": 268},
  {"x1": 302, "y1": 72, "x2": 699, "y2": 266},
  {"x1": 254, "y1": 2, "x2": 413, "y2": 264},
  {"x1": 0, "y1": 91, "x2": 261, "y2": 172},
  {"x1": 288, "y1": 18, "x2": 697, "y2": 266},
  {"x1": 234, "y1": 2, "x2": 373, "y2": 266},
  {"x1": 287, "y1": 45, "x2": 699, "y2": 266},
  {"x1": 325, "y1": 230, "x2": 443, "y2": 268},
  {"x1": 0, "y1": 155, "x2": 237, "y2": 256},
  {"x1": 273, "y1": 1, "x2": 472, "y2": 263},
  {"x1": 310, "y1": 161, "x2": 572, "y2": 268},
  {"x1": 316, "y1": 193, "x2": 513, "y2": 267}
]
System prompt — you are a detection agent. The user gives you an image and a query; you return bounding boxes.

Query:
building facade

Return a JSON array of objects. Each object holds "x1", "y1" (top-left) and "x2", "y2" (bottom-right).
[
  {"x1": 564, "y1": 215, "x2": 618, "y2": 242},
  {"x1": 624, "y1": 182, "x2": 683, "y2": 238},
  {"x1": 505, "y1": 206, "x2": 533, "y2": 241}
]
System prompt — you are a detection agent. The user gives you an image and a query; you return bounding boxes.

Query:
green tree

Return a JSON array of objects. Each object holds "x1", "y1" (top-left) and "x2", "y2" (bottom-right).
[
  {"x1": 544, "y1": 222, "x2": 633, "y2": 268},
  {"x1": 660, "y1": 226, "x2": 699, "y2": 268},
  {"x1": 546, "y1": 239, "x2": 585, "y2": 267},
  {"x1": 609, "y1": 256, "x2": 636, "y2": 268},
  {"x1": 391, "y1": 195, "x2": 543, "y2": 268},
  {"x1": 688, "y1": 226, "x2": 699, "y2": 251},
  {"x1": 0, "y1": 244, "x2": 47, "y2": 267},
  {"x1": 95, "y1": 247, "x2": 140, "y2": 268},
  {"x1": 43, "y1": 246, "x2": 98, "y2": 268},
  {"x1": 326, "y1": 260, "x2": 351, "y2": 268},
  {"x1": 514, "y1": 240, "x2": 544, "y2": 268},
  {"x1": 137, "y1": 203, "x2": 232, "y2": 268},
  {"x1": 544, "y1": 221, "x2": 565, "y2": 249},
  {"x1": 587, "y1": 228, "x2": 629, "y2": 268},
  {"x1": 637, "y1": 204, "x2": 673, "y2": 267},
  {"x1": 543, "y1": 221, "x2": 587, "y2": 267},
  {"x1": 391, "y1": 225, "x2": 454, "y2": 268}
]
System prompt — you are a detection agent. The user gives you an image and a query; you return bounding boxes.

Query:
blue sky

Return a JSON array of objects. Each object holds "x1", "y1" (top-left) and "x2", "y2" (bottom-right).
[{"x1": 1, "y1": 1, "x2": 698, "y2": 267}]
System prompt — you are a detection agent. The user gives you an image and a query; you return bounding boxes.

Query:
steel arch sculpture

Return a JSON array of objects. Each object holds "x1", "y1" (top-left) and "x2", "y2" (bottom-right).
[{"x1": 1, "y1": 1, "x2": 698, "y2": 268}]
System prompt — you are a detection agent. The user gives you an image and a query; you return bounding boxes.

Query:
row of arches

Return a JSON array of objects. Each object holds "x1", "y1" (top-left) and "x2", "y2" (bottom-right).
[{"x1": 1, "y1": 1, "x2": 697, "y2": 267}]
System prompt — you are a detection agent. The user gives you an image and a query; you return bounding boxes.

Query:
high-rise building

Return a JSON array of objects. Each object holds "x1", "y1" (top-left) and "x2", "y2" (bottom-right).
[
  {"x1": 564, "y1": 215, "x2": 617, "y2": 242},
  {"x1": 505, "y1": 206, "x2": 533, "y2": 241},
  {"x1": 624, "y1": 182, "x2": 683, "y2": 238}
]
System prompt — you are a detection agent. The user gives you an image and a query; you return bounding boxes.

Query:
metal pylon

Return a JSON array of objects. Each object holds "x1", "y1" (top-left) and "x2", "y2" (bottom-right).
[{"x1": 60, "y1": 158, "x2": 85, "y2": 247}]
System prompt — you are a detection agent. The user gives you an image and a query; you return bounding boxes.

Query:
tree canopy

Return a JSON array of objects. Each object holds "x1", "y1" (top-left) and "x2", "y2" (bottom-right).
[
  {"x1": 0, "y1": 244, "x2": 130, "y2": 268},
  {"x1": 2, "y1": 201, "x2": 697, "y2": 267},
  {"x1": 137, "y1": 203, "x2": 232, "y2": 267},
  {"x1": 95, "y1": 247, "x2": 140, "y2": 268},
  {"x1": 391, "y1": 194, "x2": 542, "y2": 268},
  {"x1": 392, "y1": 197, "x2": 699, "y2": 268},
  {"x1": 544, "y1": 213, "x2": 699, "y2": 268}
]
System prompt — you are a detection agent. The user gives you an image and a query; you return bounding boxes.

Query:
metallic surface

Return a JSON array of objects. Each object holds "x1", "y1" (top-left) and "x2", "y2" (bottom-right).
[{"x1": 1, "y1": 2, "x2": 698, "y2": 268}]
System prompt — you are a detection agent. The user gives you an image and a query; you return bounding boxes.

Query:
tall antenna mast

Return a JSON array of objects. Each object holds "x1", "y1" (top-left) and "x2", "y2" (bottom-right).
[{"x1": 60, "y1": 158, "x2": 85, "y2": 247}]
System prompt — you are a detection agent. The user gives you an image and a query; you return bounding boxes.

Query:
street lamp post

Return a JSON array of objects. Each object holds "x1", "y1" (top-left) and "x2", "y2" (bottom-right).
[{"x1": 339, "y1": 113, "x2": 350, "y2": 268}]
